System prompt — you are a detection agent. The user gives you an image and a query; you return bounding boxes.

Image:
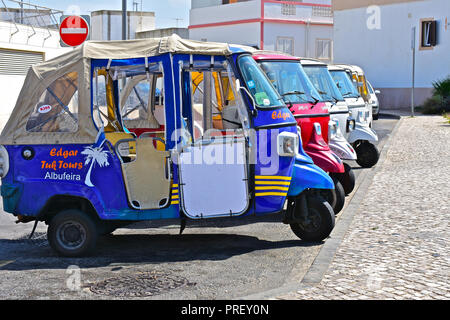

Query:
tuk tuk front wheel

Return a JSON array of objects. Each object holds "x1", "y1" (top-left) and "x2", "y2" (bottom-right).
[
  {"x1": 47, "y1": 209, "x2": 98, "y2": 257},
  {"x1": 340, "y1": 163, "x2": 356, "y2": 195},
  {"x1": 355, "y1": 141, "x2": 380, "y2": 168},
  {"x1": 290, "y1": 195, "x2": 335, "y2": 242},
  {"x1": 322, "y1": 177, "x2": 345, "y2": 215},
  {"x1": 332, "y1": 178, "x2": 345, "y2": 215}
]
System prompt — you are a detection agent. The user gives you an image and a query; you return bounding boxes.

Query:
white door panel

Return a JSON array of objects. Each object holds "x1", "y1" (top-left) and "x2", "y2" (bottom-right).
[{"x1": 178, "y1": 138, "x2": 249, "y2": 219}]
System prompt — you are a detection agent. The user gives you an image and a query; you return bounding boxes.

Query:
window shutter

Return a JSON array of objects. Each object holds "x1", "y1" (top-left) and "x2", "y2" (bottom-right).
[
  {"x1": 0, "y1": 49, "x2": 44, "y2": 76},
  {"x1": 429, "y1": 20, "x2": 437, "y2": 46}
]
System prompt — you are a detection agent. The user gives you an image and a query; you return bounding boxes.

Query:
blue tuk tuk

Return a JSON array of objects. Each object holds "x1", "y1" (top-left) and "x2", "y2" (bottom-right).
[{"x1": 0, "y1": 35, "x2": 335, "y2": 256}]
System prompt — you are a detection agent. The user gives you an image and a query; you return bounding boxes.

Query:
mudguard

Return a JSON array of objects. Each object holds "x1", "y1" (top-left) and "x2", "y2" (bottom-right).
[
  {"x1": 288, "y1": 158, "x2": 335, "y2": 197},
  {"x1": 329, "y1": 134, "x2": 357, "y2": 161},
  {"x1": 347, "y1": 125, "x2": 378, "y2": 144}
]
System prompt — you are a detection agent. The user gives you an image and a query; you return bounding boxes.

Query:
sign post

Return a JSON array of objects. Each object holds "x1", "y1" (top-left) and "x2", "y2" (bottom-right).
[
  {"x1": 411, "y1": 26, "x2": 416, "y2": 117},
  {"x1": 59, "y1": 15, "x2": 90, "y2": 47}
]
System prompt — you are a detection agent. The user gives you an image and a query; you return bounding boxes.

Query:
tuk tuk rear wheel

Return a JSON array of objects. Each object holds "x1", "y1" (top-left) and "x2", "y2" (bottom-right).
[
  {"x1": 355, "y1": 141, "x2": 380, "y2": 168},
  {"x1": 47, "y1": 209, "x2": 98, "y2": 257},
  {"x1": 290, "y1": 195, "x2": 335, "y2": 242}
]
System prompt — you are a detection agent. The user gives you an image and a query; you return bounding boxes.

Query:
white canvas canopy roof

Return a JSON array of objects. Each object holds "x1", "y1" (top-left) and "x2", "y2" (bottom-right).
[{"x1": 0, "y1": 35, "x2": 238, "y2": 145}]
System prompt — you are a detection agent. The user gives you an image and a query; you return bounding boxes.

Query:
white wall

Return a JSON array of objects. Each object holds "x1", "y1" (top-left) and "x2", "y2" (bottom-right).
[
  {"x1": 190, "y1": 22, "x2": 261, "y2": 46},
  {"x1": 190, "y1": 1, "x2": 261, "y2": 26},
  {"x1": 334, "y1": 0, "x2": 450, "y2": 90},
  {"x1": 259, "y1": 22, "x2": 332, "y2": 59},
  {"x1": 91, "y1": 11, "x2": 156, "y2": 41},
  {"x1": 0, "y1": 21, "x2": 72, "y2": 130}
]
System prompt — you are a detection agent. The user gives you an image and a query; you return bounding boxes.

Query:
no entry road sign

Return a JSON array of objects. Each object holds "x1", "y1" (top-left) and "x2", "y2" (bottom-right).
[{"x1": 59, "y1": 15, "x2": 90, "y2": 47}]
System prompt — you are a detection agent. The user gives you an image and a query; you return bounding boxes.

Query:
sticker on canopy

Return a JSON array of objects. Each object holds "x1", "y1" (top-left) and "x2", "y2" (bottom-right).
[
  {"x1": 38, "y1": 105, "x2": 52, "y2": 114},
  {"x1": 247, "y1": 80, "x2": 256, "y2": 89}
]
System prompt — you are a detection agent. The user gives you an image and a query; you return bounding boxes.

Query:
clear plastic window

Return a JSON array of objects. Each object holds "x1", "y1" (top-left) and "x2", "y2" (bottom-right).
[
  {"x1": 303, "y1": 66, "x2": 344, "y2": 103},
  {"x1": 330, "y1": 70, "x2": 360, "y2": 99},
  {"x1": 238, "y1": 55, "x2": 284, "y2": 108},
  {"x1": 259, "y1": 61, "x2": 322, "y2": 104},
  {"x1": 26, "y1": 72, "x2": 78, "y2": 133}
]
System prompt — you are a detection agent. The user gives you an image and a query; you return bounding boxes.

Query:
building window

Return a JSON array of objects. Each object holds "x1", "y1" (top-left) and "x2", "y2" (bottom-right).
[
  {"x1": 276, "y1": 37, "x2": 294, "y2": 55},
  {"x1": 315, "y1": 39, "x2": 333, "y2": 60},
  {"x1": 281, "y1": 3, "x2": 296, "y2": 16},
  {"x1": 420, "y1": 19, "x2": 437, "y2": 49}
]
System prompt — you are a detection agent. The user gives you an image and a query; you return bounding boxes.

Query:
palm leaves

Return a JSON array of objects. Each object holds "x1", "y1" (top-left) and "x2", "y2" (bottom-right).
[
  {"x1": 432, "y1": 77, "x2": 450, "y2": 99},
  {"x1": 81, "y1": 146, "x2": 110, "y2": 187},
  {"x1": 422, "y1": 76, "x2": 450, "y2": 114}
]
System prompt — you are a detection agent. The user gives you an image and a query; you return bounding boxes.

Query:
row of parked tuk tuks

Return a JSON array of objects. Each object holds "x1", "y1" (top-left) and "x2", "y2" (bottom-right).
[{"x1": 0, "y1": 35, "x2": 381, "y2": 256}]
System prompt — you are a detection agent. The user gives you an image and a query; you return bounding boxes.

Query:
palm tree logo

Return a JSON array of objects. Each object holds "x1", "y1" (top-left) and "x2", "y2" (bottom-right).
[{"x1": 81, "y1": 146, "x2": 110, "y2": 187}]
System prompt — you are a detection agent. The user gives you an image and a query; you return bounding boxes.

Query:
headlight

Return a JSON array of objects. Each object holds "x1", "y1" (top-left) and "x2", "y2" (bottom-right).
[
  {"x1": 358, "y1": 110, "x2": 366, "y2": 123},
  {"x1": 347, "y1": 118, "x2": 356, "y2": 132},
  {"x1": 329, "y1": 121, "x2": 337, "y2": 137},
  {"x1": 277, "y1": 132, "x2": 299, "y2": 157},
  {"x1": 0, "y1": 145, "x2": 10, "y2": 178},
  {"x1": 313, "y1": 123, "x2": 322, "y2": 136}
]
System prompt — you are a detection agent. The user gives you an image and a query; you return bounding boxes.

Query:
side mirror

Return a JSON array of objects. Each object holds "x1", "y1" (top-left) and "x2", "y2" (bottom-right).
[{"x1": 235, "y1": 78, "x2": 257, "y2": 114}]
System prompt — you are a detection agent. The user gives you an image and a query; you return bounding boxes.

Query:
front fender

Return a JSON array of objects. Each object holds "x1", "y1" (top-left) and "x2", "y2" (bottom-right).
[
  {"x1": 347, "y1": 125, "x2": 378, "y2": 143},
  {"x1": 329, "y1": 137, "x2": 358, "y2": 161},
  {"x1": 288, "y1": 161, "x2": 334, "y2": 197}
]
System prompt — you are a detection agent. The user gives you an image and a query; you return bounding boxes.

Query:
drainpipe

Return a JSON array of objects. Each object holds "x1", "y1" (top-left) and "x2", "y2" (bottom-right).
[
  {"x1": 305, "y1": 19, "x2": 310, "y2": 57},
  {"x1": 122, "y1": 0, "x2": 127, "y2": 40}
]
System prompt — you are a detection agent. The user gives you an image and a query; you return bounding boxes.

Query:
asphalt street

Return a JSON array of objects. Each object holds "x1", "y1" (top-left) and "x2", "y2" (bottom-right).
[{"x1": 0, "y1": 115, "x2": 399, "y2": 300}]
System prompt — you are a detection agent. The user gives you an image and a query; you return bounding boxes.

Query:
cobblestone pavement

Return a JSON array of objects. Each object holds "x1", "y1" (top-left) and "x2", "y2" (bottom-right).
[{"x1": 278, "y1": 115, "x2": 450, "y2": 300}]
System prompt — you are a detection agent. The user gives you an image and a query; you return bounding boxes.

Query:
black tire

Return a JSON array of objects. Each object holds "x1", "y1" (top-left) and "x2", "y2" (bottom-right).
[
  {"x1": 47, "y1": 209, "x2": 98, "y2": 257},
  {"x1": 331, "y1": 177, "x2": 346, "y2": 215},
  {"x1": 355, "y1": 141, "x2": 380, "y2": 168},
  {"x1": 340, "y1": 163, "x2": 356, "y2": 195},
  {"x1": 373, "y1": 113, "x2": 379, "y2": 120},
  {"x1": 290, "y1": 195, "x2": 335, "y2": 242}
]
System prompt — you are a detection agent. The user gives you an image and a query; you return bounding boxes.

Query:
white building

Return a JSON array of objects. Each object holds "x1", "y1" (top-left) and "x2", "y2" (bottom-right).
[
  {"x1": 0, "y1": 2, "x2": 72, "y2": 130},
  {"x1": 189, "y1": 0, "x2": 334, "y2": 61},
  {"x1": 333, "y1": 0, "x2": 450, "y2": 110},
  {"x1": 90, "y1": 10, "x2": 156, "y2": 41}
]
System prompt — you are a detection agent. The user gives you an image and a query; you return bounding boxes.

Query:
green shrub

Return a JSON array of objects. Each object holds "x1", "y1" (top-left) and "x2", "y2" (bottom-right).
[{"x1": 421, "y1": 76, "x2": 450, "y2": 114}]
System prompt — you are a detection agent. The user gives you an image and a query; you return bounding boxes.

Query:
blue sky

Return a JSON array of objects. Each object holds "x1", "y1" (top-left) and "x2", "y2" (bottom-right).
[{"x1": 40, "y1": 0, "x2": 191, "y2": 28}]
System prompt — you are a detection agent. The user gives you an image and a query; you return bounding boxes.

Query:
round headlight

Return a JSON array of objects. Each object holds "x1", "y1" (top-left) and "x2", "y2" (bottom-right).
[{"x1": 348, "y1": 119, "x2": 356, "y2": 131}]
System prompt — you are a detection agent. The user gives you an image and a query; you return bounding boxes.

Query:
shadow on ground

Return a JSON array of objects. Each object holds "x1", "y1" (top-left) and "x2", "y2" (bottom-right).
[{"x1": 0, "y1": 231, "x2": 322, "y2": 271}]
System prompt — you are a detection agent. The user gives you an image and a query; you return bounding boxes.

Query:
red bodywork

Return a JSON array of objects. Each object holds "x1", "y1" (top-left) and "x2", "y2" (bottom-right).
[{"x1": 253, "y1": 53, "x2": 344, "y2": 174}]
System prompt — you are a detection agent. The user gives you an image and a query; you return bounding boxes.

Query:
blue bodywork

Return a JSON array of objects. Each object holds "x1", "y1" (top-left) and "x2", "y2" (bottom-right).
[{"x1": 1, "y1": 49, "x2": 334, "y2": 222}]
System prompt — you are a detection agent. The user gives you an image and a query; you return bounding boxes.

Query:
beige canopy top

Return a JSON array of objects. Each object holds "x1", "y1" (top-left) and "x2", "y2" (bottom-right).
[{"x1": 0, "y1": 35, "x2": 240, "y2": 145}]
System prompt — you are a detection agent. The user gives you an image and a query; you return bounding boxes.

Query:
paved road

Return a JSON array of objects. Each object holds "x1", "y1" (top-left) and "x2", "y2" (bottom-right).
[
  {"x1": 0, "y1": 116, "x2": 399, "y2": 300},
  {"x1": 278, "y1": 115, "x2": 450, "y2": 300}
]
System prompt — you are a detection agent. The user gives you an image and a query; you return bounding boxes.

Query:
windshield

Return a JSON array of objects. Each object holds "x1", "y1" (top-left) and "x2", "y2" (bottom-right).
[
  {"x1": 238, "y1": 55, "x2": 284, "y2": 108},
  {"x1": 330, "y1": 70, "x2": 360, "y2": 99},
  {"x1": 367, "y1": 81, "x2": 374, "y2": 94},
  {"x1": 258, "y1": 61, "x2": 322, "y2": 105},
  {"x1": 303, "y1": 66, "x2": 345, "y2": 103}
]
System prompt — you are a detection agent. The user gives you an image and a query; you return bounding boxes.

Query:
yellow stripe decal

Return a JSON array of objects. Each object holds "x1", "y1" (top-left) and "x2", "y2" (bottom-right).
[
  {"x1": 172, "y1": 195, "x2": 179, "y2": 200},
  {"x1": 255, "y1": 175, "x2": 291, "y2": 181},
  {"x1": 171, "y1": 201, "x2": 179, "y2": 205},
  {"x1": 255, "y1": 181, "x2": 291, "y2": 186},
  {"x1": 172, "y1": 189, "x2": 179, "y2": 194},
  {"x1": 255, "y1": 186, "x2": 290, "y2": 191},
  {"x1": 255, "y1": 192, "x2": 288, "y2": 197},
  {"x1": 172, "y1": 184, "x2": 179, "y2": 187}
]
